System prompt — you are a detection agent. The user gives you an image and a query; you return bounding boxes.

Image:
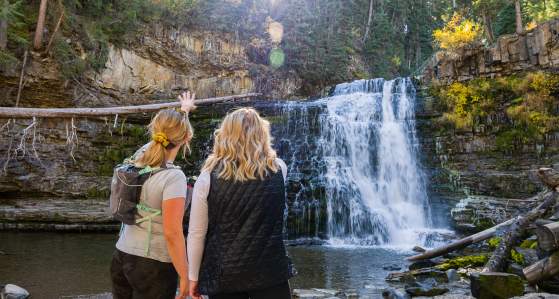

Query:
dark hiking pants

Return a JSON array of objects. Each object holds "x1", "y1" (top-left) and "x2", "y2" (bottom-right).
[
  {"x1": 110, "y1": 250, "x2": 178, "y2": 299},
  {"x1": 208, "y1": 281, "x2": 291, "y2": 299}
]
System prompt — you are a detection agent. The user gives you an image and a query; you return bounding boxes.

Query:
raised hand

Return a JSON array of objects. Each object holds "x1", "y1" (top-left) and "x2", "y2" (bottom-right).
[{"x1": 179, "y1": 91, "x2": 196, "y2": 113}]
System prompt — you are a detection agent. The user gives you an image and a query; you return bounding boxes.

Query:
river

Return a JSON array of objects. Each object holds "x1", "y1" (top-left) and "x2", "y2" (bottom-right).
[{"x1": 1, "y1": 232, "x2": 414, "y2": 298}]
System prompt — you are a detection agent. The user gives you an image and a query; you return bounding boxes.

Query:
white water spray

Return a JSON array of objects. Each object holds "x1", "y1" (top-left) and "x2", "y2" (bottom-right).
[{"x1": 279, "y1": 78, "x2": 446, "y2": 248}]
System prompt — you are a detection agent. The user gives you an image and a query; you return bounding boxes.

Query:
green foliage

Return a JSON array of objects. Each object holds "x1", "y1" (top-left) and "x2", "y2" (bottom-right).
[
  {"x1": 432, "y1": 72, "x2": 559, "y2": 152},
  {"x1": 524, "y1": 0, "x2": 559, "y2": 24},
  {"x1": 431, "y1": 78, "x2": 504, "y2": 130},
  {"x1": 510, "y1": 249, "x2": 525, "y2": 265},
  {"x1": 51, "y1": 36, "x2": 86, "y2": 79},
  {"x1": 0, "y1": 0, "x2": 29, "y2": 66},
  {"x1": 494, "y1": 3, "x2": 516, "y2": 36},
  {"x1": 488, "y1": 237, "x2": 502, "y2": 249},
  {"x1": 520, "y1": 239, "x2": 538, "y2": 249}
]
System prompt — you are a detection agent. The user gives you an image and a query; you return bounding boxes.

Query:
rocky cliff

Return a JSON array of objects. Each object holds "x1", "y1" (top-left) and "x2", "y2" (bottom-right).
[
  {"x1": 1, "y1": 23, "x2": 303, "y2": 110},
  {"x1": 416, "y1": 88, "x2": 558, "y2": 231},
  {"x1": 417, "y1": 19, "x2": 559, "y2": 231},
  {"x1": 0, "y1": 21, "x2": 306, "y2": 229},
  {"x1": 422, "y1": 19, "x2": 559, "y2": 84}
]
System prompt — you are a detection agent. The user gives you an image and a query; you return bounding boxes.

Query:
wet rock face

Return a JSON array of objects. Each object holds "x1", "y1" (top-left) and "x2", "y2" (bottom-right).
[
  {"x1": 422, "y1": 19, "x2": 559, "y2": 84},
  {"x1": 450, "y1": 196, "x2": 532, "y2": 231}
]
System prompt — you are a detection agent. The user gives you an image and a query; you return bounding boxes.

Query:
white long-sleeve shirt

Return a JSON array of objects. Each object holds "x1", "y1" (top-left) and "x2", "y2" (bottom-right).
[{"x1": 187, "y1": 158, "x2": 287, "y2": 281}]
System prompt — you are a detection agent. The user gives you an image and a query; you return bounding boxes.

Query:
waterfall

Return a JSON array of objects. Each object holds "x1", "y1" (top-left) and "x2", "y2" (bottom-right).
[{"x1": 277, "y1": 77, "x2": 437, "y2": 248}]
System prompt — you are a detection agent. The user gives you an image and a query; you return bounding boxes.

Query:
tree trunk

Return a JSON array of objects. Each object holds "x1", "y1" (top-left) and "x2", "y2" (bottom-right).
[
  {"x1": 482, "y1": 11, "x2": 495, "y2": 43},
  {"x1": 362, "y1": 0, "x2": 374, "y2": 43},
  {"x1": 33, "y1": 0, "x2": 48, "y2": 50},
  {"x1": 535, "y1": 222, "x2": 559, "y2": 252},
  {"x1": 523, "y1": 251, "x2": 559, "y2": 284},
  {"x1": 514, "y1": 0, "x2": 523, "y2": 34},
  {"x1": 538, "y1": 168, "x2": 559, "y2": 190},
  {"x1": 407, "y1": 217, "x2": 520, "y2": 261},
  {"x1": 0, "y1": 93, "x2": 261, "y2": 118},
  {"x1": 483, "y1": 191, "x2": 558, "y2": 272},
  {"x1": 0, "y1": 18, "x2": 7, "y2": 50}
]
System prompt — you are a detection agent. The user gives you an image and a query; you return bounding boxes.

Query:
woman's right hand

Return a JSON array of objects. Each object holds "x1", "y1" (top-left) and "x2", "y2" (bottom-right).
[
  {"x1": 179, "y1": 91, "x2": 196, "y2": 113},
  {"x1": 176, "y1": 278, "x2": 188, "y2": 299},
  {"x1": 189, "y1": 280, "x2": 201, "y2": 299}
]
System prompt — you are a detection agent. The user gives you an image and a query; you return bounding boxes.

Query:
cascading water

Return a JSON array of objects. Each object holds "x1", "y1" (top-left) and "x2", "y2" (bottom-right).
[
  {"x1": 322, "y1": 78, "x2": 431, "y2": 247},
  {"x1": 277, "y1": 77, "x2": 440, "y2": 248}
]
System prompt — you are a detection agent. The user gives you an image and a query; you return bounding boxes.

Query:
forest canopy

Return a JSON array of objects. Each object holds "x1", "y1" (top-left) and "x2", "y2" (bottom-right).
[{"x1": 1, "y1": 0, "x2": 559, "y2": 93}]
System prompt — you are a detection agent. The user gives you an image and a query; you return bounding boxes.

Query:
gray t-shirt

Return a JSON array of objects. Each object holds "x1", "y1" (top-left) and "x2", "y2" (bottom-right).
[{"x1": 116, "y1": 167, "x2": 187, "y2": 263}]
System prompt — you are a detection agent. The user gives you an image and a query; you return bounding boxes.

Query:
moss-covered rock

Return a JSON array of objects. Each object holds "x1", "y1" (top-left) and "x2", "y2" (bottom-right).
[
  {"x1": 435, "y1": 254, "x2": 489, "y2": 271},
  {"x1": 470, "y1": 272, "x2": 524, "y2": 299},
  {"x1": 489, "y1": 237, "x2": 502, "y2": 250}
]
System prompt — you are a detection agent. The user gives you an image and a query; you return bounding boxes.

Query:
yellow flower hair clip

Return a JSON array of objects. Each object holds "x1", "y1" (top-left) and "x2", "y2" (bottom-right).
[{"x1": 152, "y1": 132, "x2": 170, "y2": 147}]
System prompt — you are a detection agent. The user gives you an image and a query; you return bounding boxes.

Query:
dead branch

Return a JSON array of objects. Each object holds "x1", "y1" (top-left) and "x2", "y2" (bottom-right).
[
  {"x1": 407, "y1": 217, "x2": 519, "y2": 261},
  {"x1": 524, "y1": 251, "x2": 559, "y2": 284},
  {"x1": 45, "y1": 7, "x2": 65, "y2": 54},
  {"x1": 0, "y1": 93, "x2": 261, "y2": 119},
  {"x1": 482, "y1": 191, "x2": 558, "y2": 272},
  {"x1": 15, "y1": 50, "x2": 28, "y2": 107}
]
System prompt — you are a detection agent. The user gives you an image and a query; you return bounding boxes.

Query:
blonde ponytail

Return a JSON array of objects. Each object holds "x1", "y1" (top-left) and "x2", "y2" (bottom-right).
[{"x1": 135, "y1": 109, "x2": 193, "y2": 168}]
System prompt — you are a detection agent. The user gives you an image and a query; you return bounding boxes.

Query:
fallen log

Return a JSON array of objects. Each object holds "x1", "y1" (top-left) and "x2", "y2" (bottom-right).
[
  {"x1": 535, "y1": 221, "x2": 559, "y2": 252},
  {"x1": 482, "y1": 191, "x2": 558, "y2": 272},
  {"x1": 523, "y1": 251, "x2": 559, "y2": 284},
  {"x1": 538, "y1": 168, "x2": 559, "y2": 190},
  {"x1": 407, "y1": 217, "x2": 519, "y2": 261},
  {"x1": 0, "y1": 93, "x2": 261, "y2": 118}
]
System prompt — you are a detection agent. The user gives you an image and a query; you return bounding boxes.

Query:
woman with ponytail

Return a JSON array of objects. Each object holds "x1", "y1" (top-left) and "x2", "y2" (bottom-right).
[{"x1": 111, "y1": 92, "x2": 195, "y2": 299}]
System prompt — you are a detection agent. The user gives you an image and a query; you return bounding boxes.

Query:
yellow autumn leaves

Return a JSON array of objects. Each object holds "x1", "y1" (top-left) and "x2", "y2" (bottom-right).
[{"x1": 433, "y1": 13, "x2": 483, "y2": 52}]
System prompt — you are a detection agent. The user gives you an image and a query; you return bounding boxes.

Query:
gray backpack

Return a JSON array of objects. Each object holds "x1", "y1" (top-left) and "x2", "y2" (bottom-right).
[{"x1": 109, "y1": 163, "x2": 170, "y2": 225}]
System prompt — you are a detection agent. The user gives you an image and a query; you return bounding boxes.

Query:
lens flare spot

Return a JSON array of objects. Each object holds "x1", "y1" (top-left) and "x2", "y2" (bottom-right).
[
  {"x1": 267, "y1": 20, "x2": 284, "y2": 44},
  {"x1": 269, "y1": 48, "x2": 285, "y2": 69}
]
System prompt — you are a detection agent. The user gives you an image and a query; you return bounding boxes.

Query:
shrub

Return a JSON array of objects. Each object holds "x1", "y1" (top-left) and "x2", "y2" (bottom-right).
[
  {"x1": 433, "y1": 13, "x2": 483, "y2": 53},
  {"x1": 432, "y1": 72, "x2": 559, "y2": 152}
]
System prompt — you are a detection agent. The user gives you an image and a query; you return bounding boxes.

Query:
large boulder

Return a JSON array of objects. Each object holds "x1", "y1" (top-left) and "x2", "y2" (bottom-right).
[{"x1": 470, "y1": 272, "x2": 524, "y2": 299}]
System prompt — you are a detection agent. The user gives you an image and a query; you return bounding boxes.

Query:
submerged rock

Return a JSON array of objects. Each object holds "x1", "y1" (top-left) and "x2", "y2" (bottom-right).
[
  {"x1": 384, "y1": 264, "x2": 403, "y2": 271},
  {"x1": 386, "y1": 268, "x2": 449, "y2": 284},
  {"x1": 409, "y1": 260, "x2": 436, "y2": 270},
  {"x1": 405, "y1": 285, "x2": 449, "y2": 297},
  {"x1": 512, "y1": 293, "x2": 559, "y2": 299},
  {"x1": 446, "y1": 269, "x2": 459, "y2": 282},
  {"x1": 382, "y1": 287, "x2": 409, "y2": 299},
  {"x1": 413, "y1": 246, "x2": 427, "y2": 253},
  {"x1": 292, "y1": 288, "x2": 357, "y2": 299},
  {"x1": 470, "y1": 272, "x2": 524, "y2": 299},
  {"x1": 1, "y1": 284, "x2": 30, "y2": 299}
]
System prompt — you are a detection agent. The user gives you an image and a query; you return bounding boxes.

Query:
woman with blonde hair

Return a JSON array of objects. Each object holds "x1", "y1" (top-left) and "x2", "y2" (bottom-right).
[
  {"x1": 187, "y1": 107, "x2": 293, "y2": 299},
  {"x1": 111, "y1": 92, "x2": 195, "y2": 299}
]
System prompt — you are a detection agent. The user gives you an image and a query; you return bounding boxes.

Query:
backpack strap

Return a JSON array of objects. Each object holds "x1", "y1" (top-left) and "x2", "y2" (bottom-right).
[
  {"x1": 135, "y1": 164, "x2": 181, "y2": 256},
  {"x1": 136, "y1": 203, "x2": 162, "y2": 256}
]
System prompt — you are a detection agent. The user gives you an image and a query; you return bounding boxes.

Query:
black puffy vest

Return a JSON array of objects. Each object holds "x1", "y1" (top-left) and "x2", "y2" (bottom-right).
[{"x1": 198, "y1": 168, "x2": 294, "y2": 295}]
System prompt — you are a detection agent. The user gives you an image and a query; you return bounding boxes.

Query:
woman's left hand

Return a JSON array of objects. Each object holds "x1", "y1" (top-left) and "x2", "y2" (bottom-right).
[
  {"x1": 175, "y1": 278, "x2": 189, "y2": 299},
  {"x1": 179, "y1": 91, "x2": 196, "y2": 113}
]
